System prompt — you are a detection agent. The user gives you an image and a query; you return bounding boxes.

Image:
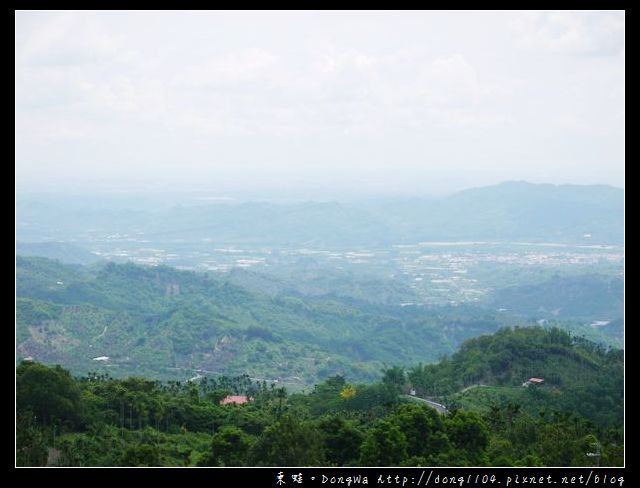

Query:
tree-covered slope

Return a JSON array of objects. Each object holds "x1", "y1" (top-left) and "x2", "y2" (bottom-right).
[
  {"x1": 488, "y1": 274, "x2": 624, "y2": 321},
  {"x1": 16, "y1": 326, "x2": 624, "y2": 467},
  {"x1": 16, "y1": 257, "x2": 513, "y2": 385},
  {"x1": 16, "y1": 241, "x2": 102, "y2": 265},
  {"x1": 407, "y1": 326, "x2": 623, "y2": 428}
]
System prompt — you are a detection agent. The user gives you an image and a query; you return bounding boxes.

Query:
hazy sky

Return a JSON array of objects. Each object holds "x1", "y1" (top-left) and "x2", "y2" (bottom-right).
[{"x1": 15, "y1": 10, "x2": 625, "y2": 198}]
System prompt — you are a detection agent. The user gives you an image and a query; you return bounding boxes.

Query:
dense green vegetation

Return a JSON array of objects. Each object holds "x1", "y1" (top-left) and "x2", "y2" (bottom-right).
[
  {"x1": 489, "y1": 274, "x2": 623, "y2": 321},
  {"x1": 17, "y1": 256, "x2": 524, "y2": 385},
  {"x1": 16, "y1": 327, "x2": 623, "y2": 467},
  {"x1": 406, "y1": 327, "x2": 623, "y2": 428},
  {"x1": 16, "y1": 241, "x2": 103, "y2": 265}
]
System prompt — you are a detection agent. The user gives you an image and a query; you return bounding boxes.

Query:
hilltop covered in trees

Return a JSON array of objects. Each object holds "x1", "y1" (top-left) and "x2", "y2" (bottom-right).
[
  {"x1": 16, "y1": 256, "x2": 524, "y2": 385},
  {"x1": 16, "y1": 327, "x2": 623, "y2": 467}
]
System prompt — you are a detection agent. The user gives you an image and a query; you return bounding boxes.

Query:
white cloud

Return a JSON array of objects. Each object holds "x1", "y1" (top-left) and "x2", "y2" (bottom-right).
[
  {"x1": 15, "y1": 11, "x2": 625, "y2": 194},
  {"x1": 174, "y1": 48, "x2": 279, "y2": 87},
  {"x1": 510, "y1": 11, "x2": 625, "y2": 56},
  {"x1": 412, "y1": 53, "x2": 483, "y2": 109},
  {"x1": 16, "y1": 12, "x2": 124, "y2": 66}
]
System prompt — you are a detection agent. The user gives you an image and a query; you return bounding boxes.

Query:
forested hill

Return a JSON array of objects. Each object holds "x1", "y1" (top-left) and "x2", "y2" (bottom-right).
[
  {"x1": 406, "y1": 326, "x2": 623, "y2": 428},
  {"x1": 16, "y1": 327, "x2": 623, "y2": 467},
  {"x1": 16, "y1": 241, "x2": 102, "y2": 265},
  {"x1": 16, "y1": 256, "x2": 516, "y2": 385},
  {"x1": 488, "y1": 274, "x2": 624, "y2": 321}
]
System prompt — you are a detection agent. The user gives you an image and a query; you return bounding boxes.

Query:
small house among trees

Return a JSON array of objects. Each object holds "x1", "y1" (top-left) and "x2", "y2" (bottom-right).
[{"x1": 220, "y1": 395, "x2": 251, "y2": 405}]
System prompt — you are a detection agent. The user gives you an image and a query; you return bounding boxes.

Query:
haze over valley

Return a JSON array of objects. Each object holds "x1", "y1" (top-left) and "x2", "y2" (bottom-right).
[
  {"x1": 15, "y1": 10, "x2": 624, "y2": 467},
  {"x1": 16, "y1": 181, "x2": 624, "y2": 387}
]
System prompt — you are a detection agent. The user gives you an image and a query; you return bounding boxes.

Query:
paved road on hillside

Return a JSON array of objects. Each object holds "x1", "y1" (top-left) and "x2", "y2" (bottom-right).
[{"x1": 402, "y1": 395, "x2": 449, "y2": 414}]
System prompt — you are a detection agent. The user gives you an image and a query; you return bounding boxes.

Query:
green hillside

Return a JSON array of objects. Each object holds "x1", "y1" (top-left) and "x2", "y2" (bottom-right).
[
  {"x1": 489, "y1": 274, "x2": 623, "y2": 321},
  {"x1": 16, "y1": 241, "x2": 102, "y2": 265},
  {"x1": 17, "y1": 256, "x2": 517, "y2": 386},
  {"x1": 407, "y1": 326, "x2": 623, "y2": 428},
  {"x1": 16, "y1": 326, "x2": 623, "y2": 466}
]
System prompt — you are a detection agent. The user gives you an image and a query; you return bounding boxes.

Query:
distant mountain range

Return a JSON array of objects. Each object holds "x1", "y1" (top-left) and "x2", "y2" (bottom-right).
[
  {"x1": 14, "y1": 181, "x2": 624, "y2": 386},
  {"x1": 16, "y1": 181, "x2": 624, "y2": 246}
]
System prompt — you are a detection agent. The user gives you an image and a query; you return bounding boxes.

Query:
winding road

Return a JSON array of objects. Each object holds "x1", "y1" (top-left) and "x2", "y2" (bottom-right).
[{"x1": 402, "y1": 394, "x2": 449, "y2": 414}]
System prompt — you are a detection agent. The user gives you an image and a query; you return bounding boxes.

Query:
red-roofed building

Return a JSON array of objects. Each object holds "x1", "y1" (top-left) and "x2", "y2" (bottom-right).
[
  {"x1": 220, "y1": 395, "x2": 250, "y2": 405},
  {"x1": 522, "y1": 377, "x2": 545, "y2": 387}
]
